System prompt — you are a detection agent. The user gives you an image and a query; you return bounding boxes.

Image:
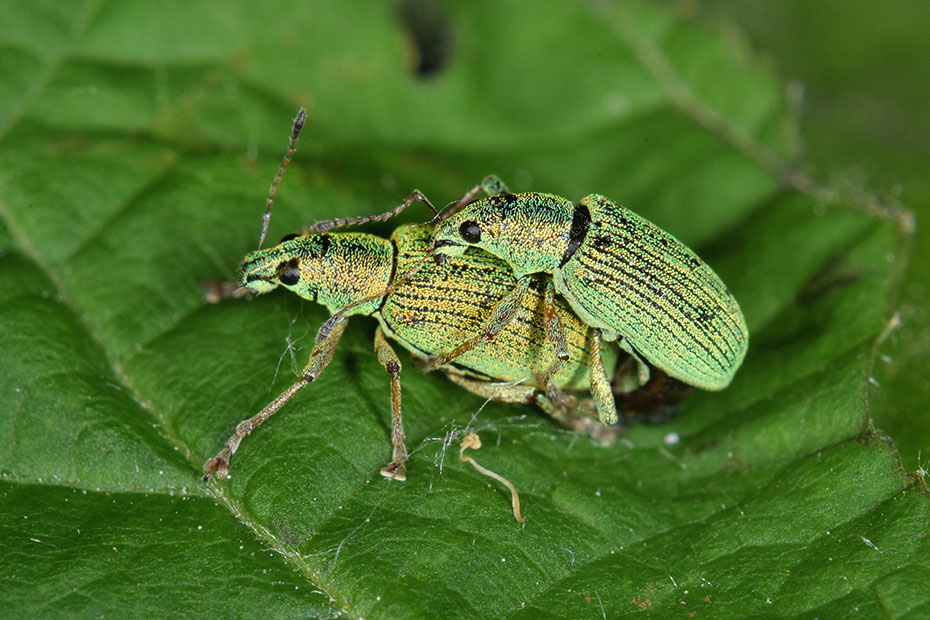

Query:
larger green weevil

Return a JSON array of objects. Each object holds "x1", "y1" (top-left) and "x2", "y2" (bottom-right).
[
  {"x1": 203, "y1": 112, "x2": 621, "y2": 482},
  {"x1": 430, "y1": 175, "x2": 749, "y2": 395}
]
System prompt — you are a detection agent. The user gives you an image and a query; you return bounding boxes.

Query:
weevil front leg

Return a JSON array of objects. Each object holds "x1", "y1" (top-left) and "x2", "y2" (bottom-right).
[
  {"x1": 374, "y1": 326, "x2": 409, "y2": 481},
  {"x1": 588, "y1": 330, "x2": 619, "y2": 425},
  {"x1": 439, "y1": 174, "x2": 511, "y2": 221},
  {"x1": 422, "y1": 275, "x2": 533, "y2": 369},
  {"x1": 304, "y1": 189, "x2": 439, "y2": 235},
  {"x1": 203, "y1": 317, "x2": 349, "y2": 481},
  {"x1": 444, "y1": 374, "x2": 615, "y2": 445}
]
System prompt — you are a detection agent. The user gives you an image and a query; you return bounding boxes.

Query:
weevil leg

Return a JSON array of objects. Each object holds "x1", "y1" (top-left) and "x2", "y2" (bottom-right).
[
  {"x1": 444, "y1": 374, "x2": 615, "y2": 445},
  {"x1": 536, "y1": 281, "x2": 572, "y2": 405},
  {"x1": 374, "y1": 327, "x2": 408, "y2": 481},
  {"x1": 438, "y1": 174, "x2": 512, "y2": 221},
  {"x1": 616, "y1": 338, "x2": 651, "y2": 392},
  {"x1": 588, "y1": 330, "x2": 619, "y2": 425},
  {"x1": 422, "y1": 275, "x2": 532, "y2": 369},
  {"x1": 304, "y1": 189, "x2": 439, "y2": 235},
  {"x1": 203, "y1": 317, "x2": 349, "y2": 481}
]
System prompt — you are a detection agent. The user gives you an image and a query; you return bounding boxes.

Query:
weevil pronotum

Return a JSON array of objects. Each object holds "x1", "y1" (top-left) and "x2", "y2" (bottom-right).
[
  {"x1": 429, "y1": 175, "x2": 749, "y2": 398},
  {"x1": 203, "y1": 111, "x2": 625, "y2": 482}
]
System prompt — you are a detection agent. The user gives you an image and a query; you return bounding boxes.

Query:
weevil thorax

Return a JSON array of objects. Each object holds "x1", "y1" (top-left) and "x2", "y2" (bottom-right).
[
  {"x1": 239, "y1": 232, "x2": 395, "y2": 316},
  {"x1": 434, "y1": 193, "x2": 580, "y2": 278}
]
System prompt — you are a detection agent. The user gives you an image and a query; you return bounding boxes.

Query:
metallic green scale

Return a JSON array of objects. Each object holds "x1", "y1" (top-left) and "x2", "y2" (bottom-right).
[
  {"x1": 240, "y1": 232, "x2": 394, "y2": 317},
  {"x1": 241, "y1": 223, "x2": 614, "y2": 393},
  {"x1": 205, "y1": 110, "x2": 617, "y2": 488},
  {"x1": 383, "y1": 224, "x2": 616, "y2": 390},
  {"x1": 207, "y1": 222, "x2": 617, "y2": 482},
  {"x1": 432, "y1": 177, "x2": 748, "y2": 391}
]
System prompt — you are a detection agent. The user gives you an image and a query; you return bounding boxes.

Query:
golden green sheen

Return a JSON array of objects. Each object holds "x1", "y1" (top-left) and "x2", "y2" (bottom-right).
[
  {"x1": 432, "y1": 181, "x2": 748, "y2": 390},
  {"x1": 382, "y1": 224, "x2": 616, "y2": 390},
  {"x1": 240, "y1": 233, "x2": 394, "y2": 316},
  {"x1": 563, "y1": 195, "x2": 747, "y2": 390}
]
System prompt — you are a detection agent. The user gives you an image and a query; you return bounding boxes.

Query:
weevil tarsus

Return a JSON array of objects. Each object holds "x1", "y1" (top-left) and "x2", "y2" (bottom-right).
[
  {"x1": 258, "y1": 108, "x2": 306, "y2": 251},
  {"x1": 204, "y1": 316, "x2": 348, "y2": 481}
]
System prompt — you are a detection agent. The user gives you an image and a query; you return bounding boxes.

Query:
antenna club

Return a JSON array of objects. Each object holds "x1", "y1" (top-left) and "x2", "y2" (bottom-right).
[{"x1": 293, "y1": 108, "x2": 306, "y2": 138}]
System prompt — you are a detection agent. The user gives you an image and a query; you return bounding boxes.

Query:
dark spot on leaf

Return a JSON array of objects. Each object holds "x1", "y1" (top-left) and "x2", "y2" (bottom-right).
[
  {"x1": 796, "y1": 254, "x2": 862, "y2": 303},
  {"x1": 395, "y1": 0, "x2": 454, "y2": 79}
]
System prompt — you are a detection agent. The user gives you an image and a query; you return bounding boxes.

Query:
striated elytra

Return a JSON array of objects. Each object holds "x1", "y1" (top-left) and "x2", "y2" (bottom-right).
[{"x1": 432, "y1": 175, "x2": 748, "y2": 391}]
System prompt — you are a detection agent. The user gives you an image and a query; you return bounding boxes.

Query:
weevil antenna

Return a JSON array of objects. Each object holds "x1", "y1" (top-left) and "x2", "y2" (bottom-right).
[
  {"x1": 304, "y1": 189, "x2": 439, "y2": 235},
  {"x1": 257, "y1": 108, "x2": 306, "y2": 250}
]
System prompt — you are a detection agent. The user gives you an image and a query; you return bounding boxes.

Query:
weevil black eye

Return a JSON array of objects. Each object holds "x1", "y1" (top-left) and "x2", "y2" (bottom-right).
[
  {"x1": 279, "y1": 233, "x2": 299, "y2": 243},
  {"x1": 459, "y1": 221, "x2": 482, "y2": 243},
  {"x1": 278, "y1": 258, "x2": 301, "y2": 286}
]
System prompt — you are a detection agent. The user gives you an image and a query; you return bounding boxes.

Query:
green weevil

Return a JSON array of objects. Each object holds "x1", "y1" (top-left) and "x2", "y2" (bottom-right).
[
  {"x1": 204, "y1": 220, "x2": 627, "y2": 481},
  {"x1": 203, "y1": 112, "x2": 622, "y2": 483},
  {"x1": 429, "y1": 175, "x2": 749, "y2": 397}
]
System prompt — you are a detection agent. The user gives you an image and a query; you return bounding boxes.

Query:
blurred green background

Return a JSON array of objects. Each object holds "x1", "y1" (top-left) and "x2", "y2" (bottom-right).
[
  {"x1": 1, "y1": 1, "x2": 927, "y2": 617},
  {"x1": 700, "y1": 0, "x2": 930, "y2": 469}
]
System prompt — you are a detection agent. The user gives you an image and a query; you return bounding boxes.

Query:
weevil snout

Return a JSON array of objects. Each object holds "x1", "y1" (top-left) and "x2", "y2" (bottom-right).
[{"x1": 238, "y1": 248, "x2": 297, "y2": 295}]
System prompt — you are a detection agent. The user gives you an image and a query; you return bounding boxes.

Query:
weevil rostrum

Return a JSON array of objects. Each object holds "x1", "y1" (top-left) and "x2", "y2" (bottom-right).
[
  {"x1": 203, "y1": 111, "x2": 627, "y2": 482},
  {"x1": 430, "y1": 175, "x2": 749, "y2": 397}
]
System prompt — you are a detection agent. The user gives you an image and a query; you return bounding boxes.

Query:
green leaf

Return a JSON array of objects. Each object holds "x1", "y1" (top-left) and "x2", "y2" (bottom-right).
[
  {"x1": 0, "y1": 1, "x2": 925, "y2": 618},
  {"x1": 697, "y1": 0, "x2": 930, "y2": 473}
]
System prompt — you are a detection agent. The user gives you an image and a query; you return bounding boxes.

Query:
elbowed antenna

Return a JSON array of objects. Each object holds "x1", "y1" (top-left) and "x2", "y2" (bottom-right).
[
  {"x1": 257, "y1": 108, "x2": 307, "y2": 251},
  {"x1": 303, "y1": 189, "x2": 440, "y2": 235}
]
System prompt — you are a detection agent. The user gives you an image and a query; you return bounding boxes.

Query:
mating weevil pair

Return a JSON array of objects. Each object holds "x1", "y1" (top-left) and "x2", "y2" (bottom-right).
[{"x1": 203, "y1": 109, "x2": 748, "y2": 482}]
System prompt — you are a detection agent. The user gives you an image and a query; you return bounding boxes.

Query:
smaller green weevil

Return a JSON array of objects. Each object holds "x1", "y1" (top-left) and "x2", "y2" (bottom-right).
[{"x1": 430, "y1": 175, "x2": 748, "y2": 395}]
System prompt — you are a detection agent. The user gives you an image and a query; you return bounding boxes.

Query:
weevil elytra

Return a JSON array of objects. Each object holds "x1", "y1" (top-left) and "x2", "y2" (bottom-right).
[
  {"x1": 203, "y1": 112, "x2": 622, "y2": 483},
  {"x1": 430, "y1": 175, "x2": 749, "y2": 394}
]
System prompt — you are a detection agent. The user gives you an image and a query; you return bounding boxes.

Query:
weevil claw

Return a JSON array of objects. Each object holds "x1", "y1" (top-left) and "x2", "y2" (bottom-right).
[
  {"x1": 380, "y1": 460, "x2": 407, "y2": 482},
  {"x1": 203, "y1": 455, "x2": 229, "y2": 481}
]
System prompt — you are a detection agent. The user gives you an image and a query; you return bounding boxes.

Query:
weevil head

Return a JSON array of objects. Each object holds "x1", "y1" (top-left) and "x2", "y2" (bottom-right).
[
  {"x1": 238, "y1": 233, "x2": 311, "y2": 298},
  {"x1": 432, "y1": 200, "x2": 504, "y2": 258},
  {"x1": 432, "y1": 193, "x2": 578, "y2": 277},
  {"x1": 237, "y1": 231, "x2": 395, "y2": 315}
]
